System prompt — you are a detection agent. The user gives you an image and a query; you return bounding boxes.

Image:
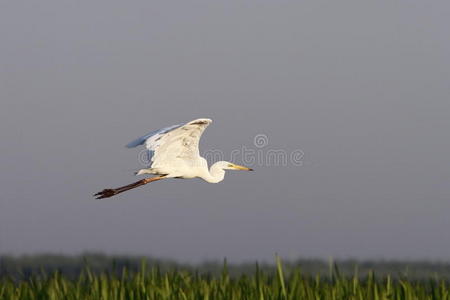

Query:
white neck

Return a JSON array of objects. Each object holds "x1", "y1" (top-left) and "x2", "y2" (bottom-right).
[{"x1": 201, "y1": 161, "x2": 226, "y2": 183}]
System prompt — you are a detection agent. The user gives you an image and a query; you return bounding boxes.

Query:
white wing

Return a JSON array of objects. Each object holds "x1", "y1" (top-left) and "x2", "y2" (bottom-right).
[{"x1": 126, "y1": 118, "x2": 212, "y2": 169}]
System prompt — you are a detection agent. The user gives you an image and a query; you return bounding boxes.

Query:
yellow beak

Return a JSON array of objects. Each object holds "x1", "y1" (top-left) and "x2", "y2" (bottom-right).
[{"x1": 232, "y1": 164, "x2": 254, "y2": 171}]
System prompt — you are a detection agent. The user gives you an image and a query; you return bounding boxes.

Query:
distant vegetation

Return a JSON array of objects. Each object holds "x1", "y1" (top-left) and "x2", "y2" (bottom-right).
[
  {"x1": 1, "y1": 253, "x2": 450, "y2": 299},
  {"x1": 1, "y1": 253, "x2": 450, "y2": 280}
]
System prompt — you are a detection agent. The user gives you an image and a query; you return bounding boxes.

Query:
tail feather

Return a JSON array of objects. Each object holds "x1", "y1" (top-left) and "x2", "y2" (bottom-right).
[{"x1": 135, "y1": 168, "x2": 154, "y2": 176}]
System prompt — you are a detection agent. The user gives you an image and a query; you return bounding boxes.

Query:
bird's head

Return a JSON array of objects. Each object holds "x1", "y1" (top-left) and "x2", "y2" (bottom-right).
[
  {"x1": 221, "y1": 161, "x2": 254, "y2": 171},
  {"x1": 206, "y1": 161, "x2": 253, "y2": 183}
]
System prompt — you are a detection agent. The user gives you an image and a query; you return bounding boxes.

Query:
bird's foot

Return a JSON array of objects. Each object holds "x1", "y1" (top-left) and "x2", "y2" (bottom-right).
[{"x1": 94, "y1": 189, "x2": 117, "y2": 199}]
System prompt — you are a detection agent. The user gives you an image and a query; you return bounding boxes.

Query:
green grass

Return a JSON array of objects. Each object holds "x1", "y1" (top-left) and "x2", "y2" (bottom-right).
[{"x1": 1, "y1": 257, "x2": 449, "y2": 300}]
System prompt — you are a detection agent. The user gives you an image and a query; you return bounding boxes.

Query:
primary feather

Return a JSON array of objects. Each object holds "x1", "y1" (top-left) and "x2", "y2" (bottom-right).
[{"x1": 126, "y1": 123, "x2": 183, "y2": 149}]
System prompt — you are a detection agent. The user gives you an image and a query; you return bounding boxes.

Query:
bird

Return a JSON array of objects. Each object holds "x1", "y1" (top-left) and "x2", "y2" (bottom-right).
[{"x1": 94, "y1": 118, "x2": 253, "y2": 199}]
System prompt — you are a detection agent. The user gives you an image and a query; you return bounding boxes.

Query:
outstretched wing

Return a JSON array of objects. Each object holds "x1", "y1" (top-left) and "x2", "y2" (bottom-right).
[{"x1": 126, "y1": 118, "x2": 212, "y2": 168}]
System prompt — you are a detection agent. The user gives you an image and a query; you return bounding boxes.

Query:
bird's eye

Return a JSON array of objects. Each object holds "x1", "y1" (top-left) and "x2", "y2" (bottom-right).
[{"x1": 228, "y1": 164, "x2": 234, "y2": 167}]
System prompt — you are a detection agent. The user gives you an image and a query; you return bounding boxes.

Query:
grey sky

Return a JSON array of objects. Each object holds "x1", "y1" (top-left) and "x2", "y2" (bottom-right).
[{"x1": 1, "y1": 0, "x2": 449, "y2": 262}]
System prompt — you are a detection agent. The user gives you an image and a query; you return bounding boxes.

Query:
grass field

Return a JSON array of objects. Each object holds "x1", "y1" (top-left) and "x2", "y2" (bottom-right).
[{"x1": 1, "y1": 256, "x2": 449, "y2": 300}]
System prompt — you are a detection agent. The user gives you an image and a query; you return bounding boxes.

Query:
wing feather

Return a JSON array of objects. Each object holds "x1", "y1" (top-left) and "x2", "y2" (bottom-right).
[
  {"x1": 125, "y1": 124, "x2": 183, "y2": 148},
  {"x1": 126, "y1": 118, "x2": 212, "y2": 169}
]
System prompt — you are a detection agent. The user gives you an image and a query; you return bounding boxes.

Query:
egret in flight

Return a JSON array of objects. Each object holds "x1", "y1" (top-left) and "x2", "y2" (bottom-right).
[{"x1": 94, "y1": 118, "x2": 253, "y2": 199}]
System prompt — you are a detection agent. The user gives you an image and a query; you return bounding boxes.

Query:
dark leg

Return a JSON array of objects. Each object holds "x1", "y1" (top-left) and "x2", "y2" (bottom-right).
[{"x1": 94, "y1": 176, "x2": 166, "y2": 199}]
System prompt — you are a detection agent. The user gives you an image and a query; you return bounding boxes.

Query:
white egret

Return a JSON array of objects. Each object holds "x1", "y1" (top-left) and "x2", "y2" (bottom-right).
[{"x1": 94, "y1": 118, "x2": 253, "y2": 199}]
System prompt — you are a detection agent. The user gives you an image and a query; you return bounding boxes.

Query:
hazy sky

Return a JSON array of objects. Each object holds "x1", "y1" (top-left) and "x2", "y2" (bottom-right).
[{"x1": 1, "y1": 0, "x2": 449, "y2": 262}]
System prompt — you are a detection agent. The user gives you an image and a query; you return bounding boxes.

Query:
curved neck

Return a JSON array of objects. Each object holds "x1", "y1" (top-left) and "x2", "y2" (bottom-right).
[{"x1": 202, "y1": 162, "x2": 226, "y2": 183}]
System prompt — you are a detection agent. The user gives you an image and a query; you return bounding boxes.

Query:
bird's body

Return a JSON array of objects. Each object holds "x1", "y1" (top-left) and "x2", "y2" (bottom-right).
[{"x1": 94, "y1": 118, "x2": 252, "y2": 199}]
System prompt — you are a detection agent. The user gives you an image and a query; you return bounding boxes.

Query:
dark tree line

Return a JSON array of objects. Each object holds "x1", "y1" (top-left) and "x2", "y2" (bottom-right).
[{"x1": 1, "y1": 253, "x2": 450, "y2": 281}]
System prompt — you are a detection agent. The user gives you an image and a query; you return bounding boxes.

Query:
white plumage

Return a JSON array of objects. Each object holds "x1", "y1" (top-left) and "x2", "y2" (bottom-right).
[{"x1": 95, "y1": 118, "x2": 253, "y2": 199}]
